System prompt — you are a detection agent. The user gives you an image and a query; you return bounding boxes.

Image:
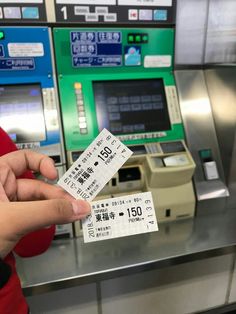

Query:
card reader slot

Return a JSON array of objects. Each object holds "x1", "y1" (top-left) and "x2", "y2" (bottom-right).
[{"x1": 50, "y1": 155, "x2": 61, "y2": 164}]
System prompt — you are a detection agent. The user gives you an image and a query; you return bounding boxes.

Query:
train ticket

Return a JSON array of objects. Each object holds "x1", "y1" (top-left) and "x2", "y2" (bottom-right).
[
  {"x1": 58, "y1": 128, "x2": 133, "y2": 201},
  {"x1": 83, "y1": 192, "x2": 158, "y2": 242}
]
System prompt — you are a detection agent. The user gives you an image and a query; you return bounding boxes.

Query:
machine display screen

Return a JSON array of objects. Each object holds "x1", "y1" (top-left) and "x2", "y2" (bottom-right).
[
  {"x1": 93, "y1": 79, "x2": 171, "y2": 135},
  {"x1": 0, "y1": 84, "x2": 46, "y2": 143}
]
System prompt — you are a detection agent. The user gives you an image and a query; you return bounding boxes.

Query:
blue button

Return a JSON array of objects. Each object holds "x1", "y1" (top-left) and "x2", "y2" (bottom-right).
[
  {"x1": 22, "y1": 7, "x2": 39, "y2": 19},
  {"x1": 154, "y1": 10, "x2": 167, "y2": 21}
]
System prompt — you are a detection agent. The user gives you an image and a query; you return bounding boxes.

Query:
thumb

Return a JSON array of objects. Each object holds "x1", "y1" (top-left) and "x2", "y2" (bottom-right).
[
  {"x1": 0, "y1": 199, "x2": 91, "y2": 258},
  {"x1": 7, "y1": 199, "x2": 91, "y2": 235}
]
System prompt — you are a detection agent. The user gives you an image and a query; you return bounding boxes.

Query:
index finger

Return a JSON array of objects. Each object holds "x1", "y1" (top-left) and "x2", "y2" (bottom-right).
[
  {"x1": 0, "y1": 150, "x2": 57, "y2": 180},
  {"x1": 16, "y1": 179, "x2": 75, "y2": 202}
]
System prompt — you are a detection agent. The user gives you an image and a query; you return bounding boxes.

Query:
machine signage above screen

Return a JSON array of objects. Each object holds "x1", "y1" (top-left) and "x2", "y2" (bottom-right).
[
  {"x1": 54, "y1": 0, "x2": 176, "y2": 24},
  {"x1": 0, "y1": 84, "x2": 46, "y2": 143},
  {"x1": 71, "y1": 31, "x2": 122, "y2": 68},
  {"x1": 93, "y1": 79, "x2": 171, "y2": 135}
]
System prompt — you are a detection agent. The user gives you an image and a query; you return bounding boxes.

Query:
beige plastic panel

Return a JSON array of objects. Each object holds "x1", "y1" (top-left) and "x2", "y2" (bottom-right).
[
  {"x1": 45, "y1": 0, "x2": 56, "y2": 22},
  {"x1": 144, "y1": 142, "x2": 195, "y2": 189},
  {"x1": 74, "y1": 140, "x2": 196, "y2": 236},
  {"x1": 150, "y1": 182, "x2": 195, "y2": 221}
]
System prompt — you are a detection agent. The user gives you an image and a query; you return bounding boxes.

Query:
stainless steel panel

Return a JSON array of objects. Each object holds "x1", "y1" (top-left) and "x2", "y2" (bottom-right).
[
  {"x1": 175, "y1": 70, "x2": 228, "y2": 213},
  {"x1": 204, "y1": 68, "x2": 236, "y2": 182},
  {"x1": 175, "y1": 0, "x2": 209, "y2": 65},
  {"x1": 205, "y1": 0, "x2": 236, "y2": 64},
  {"x1": 17, "y1": 210, "x2": 236, "y2": 296},
  {"x1": 27, "y1": 284, "x2": 98, "y2": 314},
  {"x1": 227, "y1": 138, "x2": 236, "y2": 209},
  {"x1": 205, "y1": 67, "x2": 236, "y2": 209},
  {"x1": 101, "y1": 255, "x2": 233, "y2": 314},
  {"x1": 228, "y1": 255, "x2": 236, "y2": 304}
]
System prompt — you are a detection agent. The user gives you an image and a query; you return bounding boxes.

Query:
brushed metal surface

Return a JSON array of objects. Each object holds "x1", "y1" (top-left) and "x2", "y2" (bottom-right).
[
  {"x1": 175, "y1": 70, "x2": 228, "y2": 206},
  {"x1": 17, "y1": 210, "x2": 236, "y2": 296},
  {"x1": 205, "y1": 67, "x2": 236, "y2": 209},
  {"x1": 205, "y1": 67, "x2": 236, "y2": 182},
  {"x1": 176, "y1": 0, "x2": 236, "y2": 65},
  {"x1": 205, "y1": 0, "x2": 236, "y2": 64},
  {"x1": 175, "y1": 0, "x2": 209, "y2": 65}
]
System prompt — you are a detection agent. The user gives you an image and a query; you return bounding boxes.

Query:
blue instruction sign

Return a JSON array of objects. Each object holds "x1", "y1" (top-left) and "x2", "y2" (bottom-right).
[
  {"x1": 0, "y1": 58, "x2": 35, "y2": 70},
  {"x1": 70, "y1": 31, "x2": 122, "y2": 67}
]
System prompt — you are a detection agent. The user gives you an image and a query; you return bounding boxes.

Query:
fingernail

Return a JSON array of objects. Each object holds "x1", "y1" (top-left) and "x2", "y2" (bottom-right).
[
  {"x1": 72, "y1": 201, "x2": 81, "y2": 215},
  {"x1": 72, "y1": 201, "x2": 90, "y2": 215}
]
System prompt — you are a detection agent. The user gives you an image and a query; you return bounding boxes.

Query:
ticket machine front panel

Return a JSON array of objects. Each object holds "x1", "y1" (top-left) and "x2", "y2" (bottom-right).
[
  {"x1": 53, "y1": 28, "x2": 184, "y2": 153},
  {"x1": 0, "y1": 27, "x2": 72, "y2": 238},
  {"x1": 53, "y1": 27, "x2": 196, "y2": 233}
]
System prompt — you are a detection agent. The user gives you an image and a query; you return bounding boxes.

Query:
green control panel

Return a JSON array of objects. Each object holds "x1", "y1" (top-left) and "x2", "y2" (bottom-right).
[{"x1": 53, "y1": 28, "x2": 184, "y2": 159}]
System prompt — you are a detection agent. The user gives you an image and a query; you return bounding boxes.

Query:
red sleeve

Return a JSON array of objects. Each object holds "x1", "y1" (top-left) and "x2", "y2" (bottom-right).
[
  {"x1": 0, "y1": 128, "x2": 33, "y2": 179},
  {"x1": 0, "y1": 128, "x2": 55, "y2": 257},
  {"x1": 14, "y1": 225, "x2": 56, "y2": 257}
]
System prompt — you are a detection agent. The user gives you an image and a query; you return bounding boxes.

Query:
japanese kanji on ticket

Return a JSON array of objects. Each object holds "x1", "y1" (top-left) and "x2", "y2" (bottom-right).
[
  {"x1": 83, "y1": 192, "x2": 158, "y2": 243},
  {"x1": 58, "y1": 128, "x2": 133, "y2": 201}
]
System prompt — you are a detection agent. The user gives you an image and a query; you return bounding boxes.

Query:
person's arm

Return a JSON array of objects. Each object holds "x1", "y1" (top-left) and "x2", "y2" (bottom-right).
[
  {"x1": 0, "y1": 150, "x2": 91, "y2": 259},
  {"x1": 0, "y1": 128, "x2": 56, "y2": 257}
]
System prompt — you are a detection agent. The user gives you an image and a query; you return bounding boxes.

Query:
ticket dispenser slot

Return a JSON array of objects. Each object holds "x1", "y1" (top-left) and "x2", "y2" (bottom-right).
[
  {"x1": 118, "y1": 167, "x2": 141, "y2": 182},
  {"x1": 98, "y1": 165, "x2": 144, "y2": 198},
  {"x1": 144, "y1": 141, "x2": 196, "y2": 221}
]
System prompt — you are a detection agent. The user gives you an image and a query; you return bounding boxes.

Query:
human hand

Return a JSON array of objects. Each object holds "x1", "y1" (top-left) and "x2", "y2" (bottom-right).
[{"x1": 0, "y1": 150, "x2": 90, "y2": 258}]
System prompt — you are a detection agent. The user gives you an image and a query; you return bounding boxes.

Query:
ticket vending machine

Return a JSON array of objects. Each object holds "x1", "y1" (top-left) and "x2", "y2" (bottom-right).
[
  {"x1": 53, "y1": 28, "x2": 196, "y2": 236},
  {"x1": 0, "y1": 27, "x2": 72, "y2": 238}
]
